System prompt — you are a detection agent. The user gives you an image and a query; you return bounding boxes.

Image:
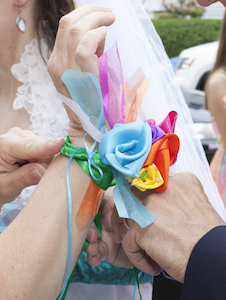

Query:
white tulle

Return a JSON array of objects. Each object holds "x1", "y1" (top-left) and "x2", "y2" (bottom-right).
[{"x1": 76, "y1": 0, "x2": 226, "y2": 221}]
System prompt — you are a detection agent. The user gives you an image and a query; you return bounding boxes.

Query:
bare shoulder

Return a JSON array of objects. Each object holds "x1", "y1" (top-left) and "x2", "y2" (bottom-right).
[{"x1": 206, "y1": 70, "x2": 226, "y2": 112}]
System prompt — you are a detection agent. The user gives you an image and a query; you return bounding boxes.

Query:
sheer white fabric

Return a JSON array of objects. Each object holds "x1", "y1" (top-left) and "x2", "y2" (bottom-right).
[
  {"x1": 76, "y1": 0, "x2": 226, "y2": 221},
  {"x1": 65, "y1": 282, "x2": 152, "y2": 300}
]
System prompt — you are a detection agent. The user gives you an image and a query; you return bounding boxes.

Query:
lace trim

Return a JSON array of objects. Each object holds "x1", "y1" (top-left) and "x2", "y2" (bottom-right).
[
  {"x1": 11, "y1": 38, "x2": 69, "y2": 140},
  {"x1": 0, "y1": 38, "x2": 71, "y2": 229}
]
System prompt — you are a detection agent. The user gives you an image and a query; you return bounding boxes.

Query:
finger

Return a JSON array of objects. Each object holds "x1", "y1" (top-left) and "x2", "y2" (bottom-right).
[
  {"x1": 54, "y1": 5, "x2": 113, "y2": 63},
  {"x1": 0, "y1": 163, "x2": 45, "y2": 203},
  {"x1": 86, "y1": 251, "x2": 102, "y2": 267},
  {"x1": 122, "y1": 228, "x2": 161, "y2": 275},
  {"x1": 75, "y1": 26, "x2": 108, "y2": 80},
  {"x1": 96, "y1": 38, "x2": 106, "y2": 58},
  {"x1": 86, "y1": 222, "x2": 99, "y2": 243},
  {"x1": 111, "y1": 207, "x2": 124, "y2": 243},
  {"x1": 2, "y1": 136, "x2": 64, "y2": 164},
  {"x1": 68, "y1": 12, "x2": 115, "y2": 68},
  {"x1": 85, "y1": 241, "x2": 99, "y2": 258}
]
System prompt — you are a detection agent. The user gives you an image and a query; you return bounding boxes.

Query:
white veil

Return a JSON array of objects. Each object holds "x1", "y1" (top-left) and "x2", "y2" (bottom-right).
[{"x1": 76, "y1": 0, "x2": 226, "y2": 221}]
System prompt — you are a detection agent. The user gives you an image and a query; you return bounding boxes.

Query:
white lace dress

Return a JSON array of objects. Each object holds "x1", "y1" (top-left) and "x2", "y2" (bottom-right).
[
  {"x1": 0, "y1": 39, "x2": 153, "y2": 300},
  {"x1": 0, "y1": 38, "x2": 69, "y2": 230}
]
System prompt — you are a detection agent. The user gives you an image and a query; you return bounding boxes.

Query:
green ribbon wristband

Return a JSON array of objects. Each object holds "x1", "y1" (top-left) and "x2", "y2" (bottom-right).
[{"x1": 60, "y1": 136, "x2": 113, "y2": 190}]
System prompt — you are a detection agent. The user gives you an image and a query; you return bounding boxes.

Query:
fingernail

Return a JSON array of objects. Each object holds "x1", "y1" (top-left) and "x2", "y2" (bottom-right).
[
  {"x1": 31, "y1": 169, "x2": 44, "y2": 180},
  {"x1": 48, "y1": 137, "x2": 64, "y2": 145},
  {"x1": 102, "y1": 6, "x2": 113, "y2": 12}
]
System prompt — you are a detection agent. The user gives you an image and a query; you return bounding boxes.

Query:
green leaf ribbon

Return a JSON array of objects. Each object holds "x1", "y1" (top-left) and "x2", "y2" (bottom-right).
[{"x1": 60, "y1": 136, "x2": 113, "y2": 190}]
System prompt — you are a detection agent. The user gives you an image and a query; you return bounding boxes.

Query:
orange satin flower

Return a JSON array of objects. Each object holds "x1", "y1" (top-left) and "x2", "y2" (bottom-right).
[{"x1": 143, "y1": 133, "x2": 180, "y2": 192}]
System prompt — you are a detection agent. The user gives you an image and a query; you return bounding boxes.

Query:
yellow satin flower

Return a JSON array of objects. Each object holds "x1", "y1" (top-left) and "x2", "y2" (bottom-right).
[{"x1": 128, "y1": 164, "x2": 164, "y2": 192}]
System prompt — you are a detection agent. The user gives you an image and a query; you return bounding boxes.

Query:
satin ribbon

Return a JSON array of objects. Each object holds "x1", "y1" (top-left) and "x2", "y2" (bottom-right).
[
  {"x1": 144, "y1": 133, "x2": 180, "y2": 192},
  {"x1": 57, "y1": 149, "x2": 77, "y2": 300},
  {"x1": 113, "y1": 170, "x2": 156, "y2": 228},
  {"x1": 61, "y1": 69, "x2": 106, "y2": 142},
  {"x1": 83, "y1": 135, "x2": 103, "y2": 182},
  {"x1": 128, "y1": 163, "x2": 164, "y2": 192},
  {"x1": 147, "y1": 111, "x2": 178, "y2": 134},
  {"x1": 99, "y1": 121, "x2": 152, "y2": 178},
  {"x1": 61, "y1": 136, "x2": 113, "y2": 191},
  {"x1": 75, "y1": 180, "x2": 104, "y2": 229},
  {"x1": 99, "y1": 44, "x2": 150, "y2": 128}
]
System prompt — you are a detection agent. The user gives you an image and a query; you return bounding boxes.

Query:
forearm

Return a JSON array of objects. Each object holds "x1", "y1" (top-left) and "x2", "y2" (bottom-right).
[{"x1": 0, "y1": 153, "x2": 91, "y2": 300}]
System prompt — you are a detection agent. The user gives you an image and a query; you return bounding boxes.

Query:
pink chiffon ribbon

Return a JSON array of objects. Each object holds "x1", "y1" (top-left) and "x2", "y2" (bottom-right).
[{"x1": 99, "y1": 43, "x2": 150, "y2": 127}]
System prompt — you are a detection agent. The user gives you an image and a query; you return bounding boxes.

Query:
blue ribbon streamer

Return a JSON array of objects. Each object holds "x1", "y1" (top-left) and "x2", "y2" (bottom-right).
[
  {"x1": 113, "y1": 170, "x2": 156, "y2": 228},
  {"x1": 61, "y1": 70, "x2": 106, "y2": 135},
  {"x1": 83, "y1": 134, "x2": 103, "y2": 182},
  {"x1": 58, "y1": 148, "x2": 82, "y2": 300},
  {"x1": 132, "y1": 272, "x2": 145, "y2": 300},
  {"x1": 58, "y1": 138, "x2": 104, "y2": 299}
]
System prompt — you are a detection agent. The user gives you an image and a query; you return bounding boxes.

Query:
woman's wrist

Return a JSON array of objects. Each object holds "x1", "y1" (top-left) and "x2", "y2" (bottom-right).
[{"x1": 68, "y1": 128, "x2": 98, "y2": 149}]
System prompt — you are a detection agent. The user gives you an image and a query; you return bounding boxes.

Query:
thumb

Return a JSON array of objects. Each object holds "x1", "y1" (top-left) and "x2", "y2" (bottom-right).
[
  {"x1": 1, "y1": 163, "x2": 45, "y2": 203},
  {"x1": 122, "y1": 228, "x2": 161, "y2": 276}
]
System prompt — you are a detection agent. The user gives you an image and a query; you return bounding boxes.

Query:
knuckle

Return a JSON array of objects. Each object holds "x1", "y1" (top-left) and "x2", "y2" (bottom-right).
[
  {"x1": 0, "y1": 185, "x2": 9, "y2": 198},
  {"x1": 183, "y1": 171, "x2": 200, "y2": 185},
  {"x1": 17, "y1": 168, "x2": 30, "y2": 188},
  {"x1": 69, "y1": 25, "x2": 82, "y2": 38},
  {"x1": 59, "y1": 16, "x2": 71, "y2": 30},
  {"x1": 21, "y1": 139, "x2": 38, "y2": 159},
  {"x1": 87, "y1": 4, "x2": 97, "y2": 10},
  {"x1": 7, "y1": 127, "x2": 21, "y2": 135},
  {"x1": 75, "y1": 47, "x2": 88, "y2": 62},
  {"x1": 85, "y1": 4, "x2": 99, "y2": 13}
]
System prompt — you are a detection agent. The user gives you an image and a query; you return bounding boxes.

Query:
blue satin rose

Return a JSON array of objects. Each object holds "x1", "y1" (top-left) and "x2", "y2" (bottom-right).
[{"x1": 99, "y1": 121, "x2": 152, "y2": 177}]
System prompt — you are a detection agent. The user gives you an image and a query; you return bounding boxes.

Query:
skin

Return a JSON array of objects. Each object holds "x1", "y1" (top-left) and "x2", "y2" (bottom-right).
[
  {"x1": 205, "y1": 72, "x2": 226, "y2": 148},
  {"x1": 0, "y1": 128, "x2": 65, "y2": 204},
  {"x1": 196, "y1": 0, "x2": 226, "y2": 6},
  {"x1": 0, "y1": 0, "x2": 36, "y2": 135},
  {"x1": 85, "y1": 0, "x2": 226, "y2": 282},
  {"x1": 87, "y1": 173, "x2": 226, "y2": 283},
  {"x1": 0, "y1": 3, "x2": 116, "y2": 300}
]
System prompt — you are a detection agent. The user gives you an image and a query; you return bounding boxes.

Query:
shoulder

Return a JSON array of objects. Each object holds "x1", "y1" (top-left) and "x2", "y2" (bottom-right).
[
  {"x1": 206, "y1": 70, "x2": 226, "y2": 113},
  {"x1": 206, "y1": 69, "x2": 226, "y2": 92}
]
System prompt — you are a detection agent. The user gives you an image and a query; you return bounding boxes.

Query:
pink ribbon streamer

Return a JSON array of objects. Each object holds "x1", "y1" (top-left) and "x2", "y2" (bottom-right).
[{"x1": 99, "y1": 43, "x2": 126, "y2": 128}]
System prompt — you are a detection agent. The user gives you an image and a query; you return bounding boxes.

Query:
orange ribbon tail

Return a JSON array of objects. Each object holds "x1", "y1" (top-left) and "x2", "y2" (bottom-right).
[{"x1": 75, "y1": 180, "x2": 104, "y2": 229}]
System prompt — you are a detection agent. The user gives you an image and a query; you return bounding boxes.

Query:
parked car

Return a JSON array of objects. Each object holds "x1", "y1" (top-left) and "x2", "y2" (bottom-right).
[
  {"x1": 175, "y1": 41, "x2": 219, "y2": 91},
  {"x1": 181, "y1": 88, "x2": 218, "y2": 163}
]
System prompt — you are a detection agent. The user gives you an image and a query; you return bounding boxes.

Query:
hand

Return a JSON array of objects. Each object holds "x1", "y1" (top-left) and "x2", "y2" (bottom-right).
[
  {"x1": 122, "y1": 172, "x2": 226, "y2": 283},
  {"x1": 85, "y1": 187, "x2": 133, "y2": 269},
  {"x1": 0, "y1": 127, "x2": 64, "y2": 204},
  {"x1": 47, "y1": 5, "x2": 116, "y2": 145}
]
